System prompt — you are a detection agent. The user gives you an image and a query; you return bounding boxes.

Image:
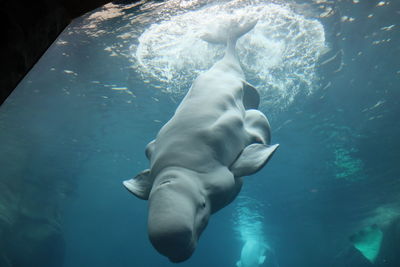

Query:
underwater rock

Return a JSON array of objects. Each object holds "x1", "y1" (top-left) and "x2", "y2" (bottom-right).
[
  {"x1": 0, "y1": 133, "x2": 28, "y2": 267},
  {"x1": 4, "y1": 216, "x2": 65, "y2": 267},
  {"x1": 0, "y1": 130, "x2": 73, "y2": 267},
  {"x1": 1, "y1": 0, "x2": 116, "y2": 104},
  {"x1": 124, "y1": 18, "x2": 278, "y2": 262},
  {"x1": 0, "y1": 172, "x2": 67, "y2": 267}
]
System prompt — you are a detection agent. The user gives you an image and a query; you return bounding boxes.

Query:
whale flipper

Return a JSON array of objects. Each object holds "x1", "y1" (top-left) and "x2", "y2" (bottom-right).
[
  {"x1": 230, "y1": 144, "x2": 279, "y2": 177},
  {"x1": 243, "y1": 81, "x2": 260, "y2": 110},
  {"x1": 123, "y1": 169, "x2": 152, "y2": 200}
]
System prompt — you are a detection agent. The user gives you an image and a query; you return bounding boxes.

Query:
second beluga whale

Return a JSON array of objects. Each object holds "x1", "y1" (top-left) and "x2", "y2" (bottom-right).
[
  {"x1": 237, "y1": 239, "x2": 269, "y2": 267},
  {"x1": 124, "y1": 18, "x2": 279, "y2": 262}
]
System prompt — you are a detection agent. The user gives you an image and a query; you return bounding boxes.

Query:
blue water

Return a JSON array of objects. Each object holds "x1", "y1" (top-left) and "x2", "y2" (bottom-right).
[{"x1": 0, "y1": 0, "x2": 399, "y2": 266}]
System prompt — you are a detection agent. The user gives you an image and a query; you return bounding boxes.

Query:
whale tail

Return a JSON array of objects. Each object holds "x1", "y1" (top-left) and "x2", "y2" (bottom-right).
[
  {"x1": 200, "y1": 17, "x2": 257, "y2": 49},
  {"x1": 200, "y1": 17, "x2": 257, "y2": 68}
]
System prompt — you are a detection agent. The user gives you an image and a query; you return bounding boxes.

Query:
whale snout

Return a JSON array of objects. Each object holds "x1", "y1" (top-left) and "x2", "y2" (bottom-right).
[
  {"x1": 147, "y1": 169, "x2": 210, "y2": 262},
  {"x1": 148, "y1": 181, "x2": 198, "y2": 262},
  {"x1": 149, "y1": 221, "x2": 195, "y2": 262}
]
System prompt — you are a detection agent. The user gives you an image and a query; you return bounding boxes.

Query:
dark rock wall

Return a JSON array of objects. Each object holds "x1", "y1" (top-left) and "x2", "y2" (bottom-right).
[
  {"x1": 1, "y1": 0, "x2": 113, "y2": 105},
  {"x1": 1, "y1": 1, "x2": 136, "y2": 266}
]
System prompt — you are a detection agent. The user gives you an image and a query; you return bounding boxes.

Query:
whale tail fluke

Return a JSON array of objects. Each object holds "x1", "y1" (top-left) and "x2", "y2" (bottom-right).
[
  {"x1": 230, "y1": 18, "x2": 258, "y2": 43},
  {"x1": 200, "y1": 17, "x2": 257, "y2": 46},
  {"x1": 200, "y1": 17, "x2": 257, "y2": 67}
]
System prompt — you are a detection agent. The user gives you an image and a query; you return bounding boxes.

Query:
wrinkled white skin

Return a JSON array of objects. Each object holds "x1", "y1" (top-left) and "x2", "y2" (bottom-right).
[
  {"x1": 237, "y1": 240, "x2": 268, "y2": 267},
  {"x1": 124, "y1": 19, "x2": 279, "y2": 263}
]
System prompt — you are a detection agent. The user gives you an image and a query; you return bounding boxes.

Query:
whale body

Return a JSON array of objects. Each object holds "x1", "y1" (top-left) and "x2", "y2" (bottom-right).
[{"x1": 124, "y1": 19, "x2": 279, "y2": 262}]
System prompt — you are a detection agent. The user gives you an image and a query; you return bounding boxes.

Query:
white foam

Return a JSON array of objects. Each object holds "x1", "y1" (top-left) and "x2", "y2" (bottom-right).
[{"x1": 131, "y1": 0, "x2": 327, "y2": 111}]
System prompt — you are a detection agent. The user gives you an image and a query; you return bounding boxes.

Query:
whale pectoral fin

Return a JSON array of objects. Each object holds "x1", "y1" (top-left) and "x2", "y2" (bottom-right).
[
  {"x1": 242, "y1": 81, "x2": 260, "y2": 110},
  {"x1": 145, "y1": 140, "x2": 155, "y2": 160},
  {"x1": 230, "y1": 143, "x2": 279, "y2": 177},
  {"x1": 123, "y1": 169, "x2": 152, "y2": 200},
  {"x1": 258, "y1": 255, "x2": 266, "y2": 264},
  {"x1": 236, "y1": 260, "x2": 242, "y2": 267}
]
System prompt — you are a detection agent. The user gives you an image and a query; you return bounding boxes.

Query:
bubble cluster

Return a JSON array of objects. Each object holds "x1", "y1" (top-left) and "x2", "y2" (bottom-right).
[
  {"x1": 233, "y1": 196, "x2": 265, "y2": 242},
  {"x1": 132, "y1": 0, "x2": 327, "y2": 111}
]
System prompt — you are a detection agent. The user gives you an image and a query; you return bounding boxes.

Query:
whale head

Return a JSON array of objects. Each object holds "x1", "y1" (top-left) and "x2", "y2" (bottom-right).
[{"x1": 147, "y1": 167, "x2": 211, "y2": 262}]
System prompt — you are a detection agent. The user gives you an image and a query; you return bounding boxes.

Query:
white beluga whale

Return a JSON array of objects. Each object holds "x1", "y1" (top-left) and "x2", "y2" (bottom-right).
[
  {"x1": 124, "y1": 18, "x2": 279, "y2": 262},
  {"x1": 237, "y1": 239, "x2": 269, "y2": 267}
]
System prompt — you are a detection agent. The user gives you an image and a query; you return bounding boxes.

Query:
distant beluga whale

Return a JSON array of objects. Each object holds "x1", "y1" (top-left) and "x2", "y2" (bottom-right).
[
  {"x1": 124, "y1": 18, "x2": 279, "y2": 262},
  {"x1": 237, "y1": 239, "x2": 270, "y2": 267}
]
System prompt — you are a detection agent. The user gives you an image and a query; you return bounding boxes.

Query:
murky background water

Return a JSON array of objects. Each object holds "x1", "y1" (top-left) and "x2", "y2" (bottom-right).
[{"x1": 0, "y1": 0, "x2": 399, "y2": 266}]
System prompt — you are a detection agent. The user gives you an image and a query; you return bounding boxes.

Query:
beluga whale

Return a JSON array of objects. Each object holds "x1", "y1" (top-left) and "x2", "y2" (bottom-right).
[
  {"x1": 237, "y1": 239, "x2": 270, "y2": 267},
  {"x1": 124, "y1": 18, "x2": 279, "y2": 262}
]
